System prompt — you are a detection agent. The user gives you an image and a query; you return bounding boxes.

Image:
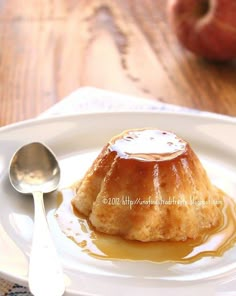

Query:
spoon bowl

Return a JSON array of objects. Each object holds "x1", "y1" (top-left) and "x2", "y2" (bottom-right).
[
  {"x1": 9, "y1": 142, "x2": 60, "y2": 194},
  {"x1": 9, "y1": 142, "x2": 65, "y2": 296}
]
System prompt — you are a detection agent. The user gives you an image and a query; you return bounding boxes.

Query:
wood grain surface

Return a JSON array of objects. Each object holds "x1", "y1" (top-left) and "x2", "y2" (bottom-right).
[{"x1": 0, "y1": 0, "x2": 236, "y2": 127}]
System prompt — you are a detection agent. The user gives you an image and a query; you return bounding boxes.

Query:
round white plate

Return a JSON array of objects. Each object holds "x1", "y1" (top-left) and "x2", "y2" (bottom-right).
[{"x1": 0, "y1": 112, "x2": 236, "y2": 296}]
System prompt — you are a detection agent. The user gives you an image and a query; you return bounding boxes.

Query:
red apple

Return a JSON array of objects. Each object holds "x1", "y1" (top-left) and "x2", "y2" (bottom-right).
[{"x1": 167, "y1": 0, "x2": 236, "y2": 61}]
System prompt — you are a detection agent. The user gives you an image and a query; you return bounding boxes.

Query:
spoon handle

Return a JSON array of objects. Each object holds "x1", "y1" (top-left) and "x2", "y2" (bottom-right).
[{"x1": 29, "y1": 191, "x2": 65, "y2": 296}]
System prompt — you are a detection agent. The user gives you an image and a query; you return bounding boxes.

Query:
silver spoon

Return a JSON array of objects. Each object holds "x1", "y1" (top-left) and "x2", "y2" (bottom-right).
[{"x1": 9, "y1": 142, "x2": 65, "y2": 296}]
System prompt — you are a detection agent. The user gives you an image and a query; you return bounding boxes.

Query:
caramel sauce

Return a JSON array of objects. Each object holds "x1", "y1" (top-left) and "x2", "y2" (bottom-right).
[
  {"x1": 109, "y1": 129, "x2": 187, "y2": 161},
  {"x1": 55, "y1": 187, "x2": 236, "y2": 263}
]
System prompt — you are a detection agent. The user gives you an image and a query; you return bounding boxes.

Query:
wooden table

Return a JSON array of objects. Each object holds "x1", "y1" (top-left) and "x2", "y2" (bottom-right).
[{"x1": 0, "y1": 0, "x2": 236, "y2": 127}]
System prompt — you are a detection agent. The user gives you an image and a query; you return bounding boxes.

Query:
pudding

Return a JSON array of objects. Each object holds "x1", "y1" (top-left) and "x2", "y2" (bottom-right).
[{"x1": 72, "y1": 129, "x2": 222, "y2": 242}]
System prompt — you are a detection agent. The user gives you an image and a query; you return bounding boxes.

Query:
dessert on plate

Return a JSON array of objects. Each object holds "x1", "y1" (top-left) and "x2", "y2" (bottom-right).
[{"x1": 72, "y1": 128, "x2": 222, "y2": 242}]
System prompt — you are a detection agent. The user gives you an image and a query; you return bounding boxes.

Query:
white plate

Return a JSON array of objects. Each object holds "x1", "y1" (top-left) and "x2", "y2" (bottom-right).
[{"x1": 0, "y1": 112, "x2": 236, "y2": 296}]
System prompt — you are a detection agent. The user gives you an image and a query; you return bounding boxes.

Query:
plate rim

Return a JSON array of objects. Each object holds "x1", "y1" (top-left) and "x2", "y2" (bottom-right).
[{"x1": 0, "y1": 110, "x2": 235, "y2": 133}]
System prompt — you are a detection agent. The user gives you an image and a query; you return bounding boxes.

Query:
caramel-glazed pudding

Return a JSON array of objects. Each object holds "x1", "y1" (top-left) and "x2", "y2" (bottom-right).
[{"x1": 72, "y1": 129, "x2": 223, "y2": 242}]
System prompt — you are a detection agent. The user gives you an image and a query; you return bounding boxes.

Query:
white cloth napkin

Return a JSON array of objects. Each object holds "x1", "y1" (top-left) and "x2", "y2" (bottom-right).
[
  {"x1": 40, "y1": 87, "x2": 229, "y2": 118},
  {"x1": 0, "y1": 87, "x2": 231, "y2": 296}
]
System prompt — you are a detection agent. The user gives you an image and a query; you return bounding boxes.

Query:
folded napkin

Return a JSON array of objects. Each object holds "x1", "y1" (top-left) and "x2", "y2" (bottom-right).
[
  {"x1": 0, "y1": 87, "x2": 230, "y2": 296},
  {"x1": 40, "y1": 87, "x2": 229, "y2": 118}
]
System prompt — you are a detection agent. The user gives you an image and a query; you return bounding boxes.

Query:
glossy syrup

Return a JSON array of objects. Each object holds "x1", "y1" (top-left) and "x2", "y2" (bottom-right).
[
  {"x1": 55, "y1": 187, "x2": 236, "y2": 263},
  {"x1": 109, "y1": 129, "x2": 187, "y2": 161}
]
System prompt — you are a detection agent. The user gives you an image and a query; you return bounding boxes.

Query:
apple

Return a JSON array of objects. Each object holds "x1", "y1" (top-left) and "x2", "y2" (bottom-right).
[{"x1": 167, "y1": 0, "x2": 236, "y2": 61}]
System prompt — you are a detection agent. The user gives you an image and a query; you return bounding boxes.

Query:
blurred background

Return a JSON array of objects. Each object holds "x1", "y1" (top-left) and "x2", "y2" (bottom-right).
[{"x1": 0, "y1": 0, "x2": 236, "y2": 126}]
